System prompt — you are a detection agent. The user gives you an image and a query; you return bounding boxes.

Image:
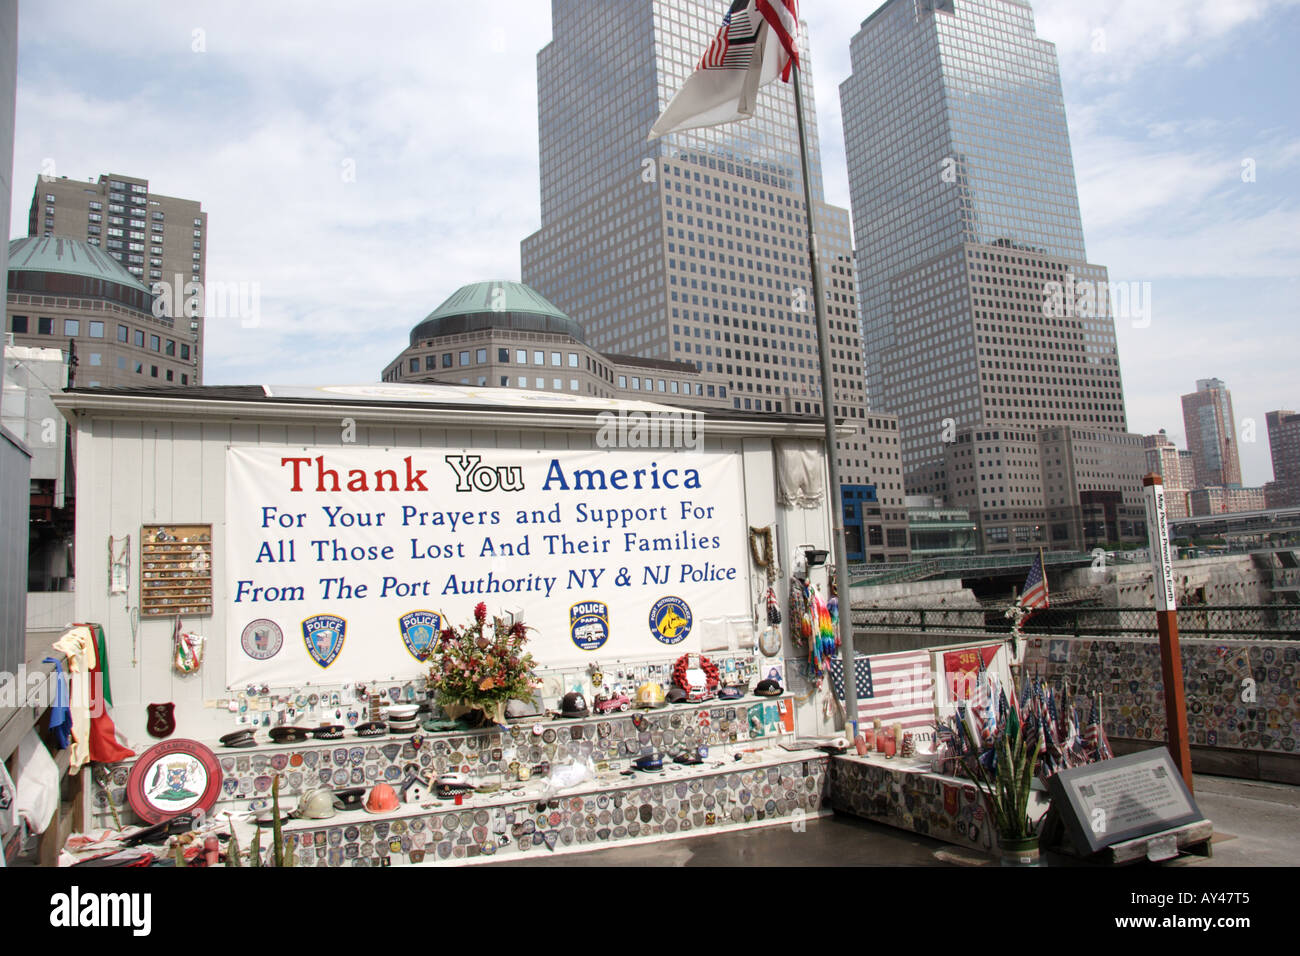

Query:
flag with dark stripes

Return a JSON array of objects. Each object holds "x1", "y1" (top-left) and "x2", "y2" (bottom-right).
[
  {"x1": 1018, "y1": 550, "x2": 1049, "y2": 617},
  {"x1": 829, "y1": 649, "x2": 934, "y2": 737},
  {"x1": 649, "y1": 0, "x2": 800, "y2": 140},
  {"x1": 1086, "y1": 693, "x2": 1114, "y2": 760}
]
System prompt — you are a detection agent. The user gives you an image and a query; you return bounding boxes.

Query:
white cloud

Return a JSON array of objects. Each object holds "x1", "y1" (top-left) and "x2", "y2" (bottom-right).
[
  {"x1": 13, "y1": 2, "x2": 553, "y2": 385},
  {"x1": 1093, "y1": 207, "x2": 1300, "y2": 279},
  {"x1": 10, "y1": 0, "x2": 1297, "y2": 422},
  {"x1": 1033, "y1": 0, "x2": 1296, "y2": 85}
]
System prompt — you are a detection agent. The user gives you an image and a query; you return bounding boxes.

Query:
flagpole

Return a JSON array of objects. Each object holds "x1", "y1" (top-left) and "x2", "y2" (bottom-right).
[{"x1": 790, "y1": 65, "x2": 858, "y2": 734}]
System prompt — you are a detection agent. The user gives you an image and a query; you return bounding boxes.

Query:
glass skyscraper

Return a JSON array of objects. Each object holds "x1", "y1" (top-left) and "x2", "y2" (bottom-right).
[
  {"x1": 841, "y1": 0, "x2": 1139, "y2": 553},
  {"x1": 523, "y1": 0, "x2": 911, "y2": 560},
  {"x1": 1181, "y1": 378, "x2": 1242, "y2": 489}
]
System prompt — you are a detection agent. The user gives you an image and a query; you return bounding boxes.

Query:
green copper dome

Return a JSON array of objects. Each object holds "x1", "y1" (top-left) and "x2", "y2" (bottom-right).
[
  {"x1": 8, "y1": 236, "x2": 150, "y2": 291},
  {"x1": 8, "y1": 236, "x2": 154, "y2": 314},
  {"x1": 409, "y1": 281, "x2": 583, "y2": 346}
]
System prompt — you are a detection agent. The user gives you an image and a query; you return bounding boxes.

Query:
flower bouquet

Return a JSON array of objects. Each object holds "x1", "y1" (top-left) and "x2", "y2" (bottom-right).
[{"x1": 427, "y1": 603, "x2": 538, "y2": 726}]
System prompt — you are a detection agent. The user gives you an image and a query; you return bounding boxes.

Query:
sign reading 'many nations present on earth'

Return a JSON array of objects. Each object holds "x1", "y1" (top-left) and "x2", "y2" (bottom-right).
[{"x1": 225, "y1": 447, "x2": 750, "y2": 686}]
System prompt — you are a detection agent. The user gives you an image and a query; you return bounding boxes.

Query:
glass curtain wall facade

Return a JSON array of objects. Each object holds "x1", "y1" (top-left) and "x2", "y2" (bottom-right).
[
  {"x1": 842, "y1": 0, "x2": 1128, "y2": 470},
  {"x1": 523, "y1": 0, "x2": 845, "y2": 413},
  {"x1": 840, "y1": 0, "x2": 1136, "y2": 551},
  {"x1": 523, "y1": 0, "x2": 902, "y2": 558},
  {"x1": 842, "y1": 0, "x2": 1086, "y2": 408}
]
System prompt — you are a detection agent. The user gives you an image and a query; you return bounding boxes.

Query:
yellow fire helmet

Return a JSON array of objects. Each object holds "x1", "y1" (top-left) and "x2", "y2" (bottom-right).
[{"x1": 636, "y1": 682, "x2": 667, "y2": 709}]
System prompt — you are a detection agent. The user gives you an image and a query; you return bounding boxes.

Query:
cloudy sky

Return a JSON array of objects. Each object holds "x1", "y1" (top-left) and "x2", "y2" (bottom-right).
[{"x1": 11, "y1": 0, "x2": 1299, "y2": 485}]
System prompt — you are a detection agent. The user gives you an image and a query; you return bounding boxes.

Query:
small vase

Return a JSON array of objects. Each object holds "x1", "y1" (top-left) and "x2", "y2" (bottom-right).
[{"x1": 998, "y1": 834, "x2": 1041, "y2": 867}]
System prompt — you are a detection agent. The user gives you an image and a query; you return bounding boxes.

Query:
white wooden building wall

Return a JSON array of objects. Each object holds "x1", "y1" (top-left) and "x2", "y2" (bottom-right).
[{"x1": 73, "y1": 413, "x2": 834, "y2": 745}]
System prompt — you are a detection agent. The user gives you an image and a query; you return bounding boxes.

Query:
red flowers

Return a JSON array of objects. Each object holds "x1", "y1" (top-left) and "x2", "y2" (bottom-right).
[{"x1": 428, "y1": 605, "x2": 537, "y2": 716}]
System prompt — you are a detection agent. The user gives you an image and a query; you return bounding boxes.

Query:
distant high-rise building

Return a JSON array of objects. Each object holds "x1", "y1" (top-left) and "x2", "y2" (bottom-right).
[
  {"x1": 28, "y1": 173, "x2": 207, "y2": 382},
  {"x1": 1190, "y1": 485, "x2": 1265, "y2": 517},
  {"x1": 1180, "y1": 378, "x2": 1241, "y2": 489},
  {"x1": 1144, "y1": 430, "x2": 1193, "y2": 520},
  {"x1": 1265, "y1": 409, "x2": 1300, "y2": 508},
  {"x1": 0, "y1": 0, "x2": 14, "y2": 305},
  {"x1": 839, "y1": 0, "x2": 1139, "y2": 552},
  {"x1": 521, "y1": 0, "x2": 908, "y2": 561}
]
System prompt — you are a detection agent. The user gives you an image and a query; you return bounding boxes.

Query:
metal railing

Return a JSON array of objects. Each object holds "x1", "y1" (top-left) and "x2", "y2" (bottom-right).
[
  {"x1": 849, "y1": 550, "x2": 1096, "y2": 583},
  {"x1": 850, "y1": 604, "x2": 1300, "y2": 641}
]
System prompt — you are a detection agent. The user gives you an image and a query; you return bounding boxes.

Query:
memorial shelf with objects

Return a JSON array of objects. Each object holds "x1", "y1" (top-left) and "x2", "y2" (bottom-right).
[
  {"x1": 828, "y1": 550, "x2": 1212, "y2": 865},
  {"x1": 38, "y1": 383, "x2": 855, "y2": 867}
]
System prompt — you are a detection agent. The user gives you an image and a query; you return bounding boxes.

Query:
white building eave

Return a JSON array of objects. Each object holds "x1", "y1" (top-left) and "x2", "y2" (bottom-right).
[{"x1": 51, "y1": 391, "x2": 846, "y2": 440}]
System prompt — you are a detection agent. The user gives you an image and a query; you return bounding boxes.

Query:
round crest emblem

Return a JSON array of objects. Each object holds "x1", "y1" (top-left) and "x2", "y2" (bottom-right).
[
  {"x1": 126, "y1": 739, "x2": 223, "y2": 824},
  {"x1": 240, "y1": 619, "x2": 284, "y2": 660},
  {"x1": 649, "y1": 597, "x2": 693, "y2": 645}
]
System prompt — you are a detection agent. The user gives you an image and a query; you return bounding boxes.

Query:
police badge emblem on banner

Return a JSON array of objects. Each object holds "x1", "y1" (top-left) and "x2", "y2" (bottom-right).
[
  {"x1": 570, "y1": 601, "x2": 610, "y2": 652},
  {"x1": 302, "y1": 614, "x2": 347, "y2": 668},
  {"x1": 399, "y1": 611, "x2": 443, "y2": 662}
]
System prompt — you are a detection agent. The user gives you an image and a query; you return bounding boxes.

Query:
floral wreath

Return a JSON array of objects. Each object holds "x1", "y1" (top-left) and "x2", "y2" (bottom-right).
[{"x1": 671, "y1": 653, "x2": 720, "y2": 693}]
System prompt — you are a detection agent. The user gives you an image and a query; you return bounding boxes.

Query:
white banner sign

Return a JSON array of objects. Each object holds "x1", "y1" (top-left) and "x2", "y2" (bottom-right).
[
  {"x1": 225, "y1": 447, "x2": 750, "y2": 687},
  {"x1": 1142, "y1": 481, "x2": 1177, "y2": 612}
]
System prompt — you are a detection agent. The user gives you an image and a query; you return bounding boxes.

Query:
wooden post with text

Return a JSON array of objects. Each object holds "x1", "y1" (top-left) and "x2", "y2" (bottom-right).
[{"x1": 1142, "y1": 472, "x2": 1193, "y2": 791}]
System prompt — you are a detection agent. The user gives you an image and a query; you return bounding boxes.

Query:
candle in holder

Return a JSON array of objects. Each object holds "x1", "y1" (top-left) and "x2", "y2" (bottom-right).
[
  {"x1": 884, "y1": 730, "x2": 897, "y2": 758},
  {"x1": 873, "y1": 719, "x2": 884, "y2": 753}
]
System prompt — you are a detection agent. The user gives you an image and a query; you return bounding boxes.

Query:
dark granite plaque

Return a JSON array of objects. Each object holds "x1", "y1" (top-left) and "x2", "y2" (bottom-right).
[{"x1": 1048, "y1": 749, "x2": 1203, "y2": 855}]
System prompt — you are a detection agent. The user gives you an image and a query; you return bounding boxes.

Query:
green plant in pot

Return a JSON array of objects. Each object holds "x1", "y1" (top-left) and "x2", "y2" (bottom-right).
[
  {"x1": 428, "y1": 603, "x2": 538, "y2": 727},
  {"x1": 956, "y1": 704, "x2": 1041, "y2": 865}
]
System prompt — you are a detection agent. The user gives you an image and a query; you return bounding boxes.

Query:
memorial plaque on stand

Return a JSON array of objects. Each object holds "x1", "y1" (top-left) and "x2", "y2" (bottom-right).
[{"x1": 1047, "y1": 749, "x2": 1204, "y2": 856}]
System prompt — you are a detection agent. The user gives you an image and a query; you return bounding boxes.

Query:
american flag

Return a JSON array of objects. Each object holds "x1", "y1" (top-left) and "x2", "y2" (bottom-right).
[
  {"x1": 1085, "y1": 693, "x2": 1114, "y2": 760},
  {"x1": 649, "y1": 0, "x2": 800, "y2": 140},
  {"x1": 829, "y1": 649, "x2": 935, "y2": 737},
  {"x1": 1018, "y1": 550, "x2": 1049, "y2": 617},
  {"x1": 701, "y1": 0, "x2": 798, "y2": 74}
]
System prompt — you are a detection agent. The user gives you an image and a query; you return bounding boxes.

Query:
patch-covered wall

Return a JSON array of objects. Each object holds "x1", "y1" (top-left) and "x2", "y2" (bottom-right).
[{"x1": 1024, "y1": 635, "x2": 1299, "y2": 757}]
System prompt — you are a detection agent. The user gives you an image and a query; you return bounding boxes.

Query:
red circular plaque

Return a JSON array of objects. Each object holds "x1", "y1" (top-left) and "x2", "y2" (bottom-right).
[{"x1": 126, "y1": 738, "x2": 224, "y2": 824}]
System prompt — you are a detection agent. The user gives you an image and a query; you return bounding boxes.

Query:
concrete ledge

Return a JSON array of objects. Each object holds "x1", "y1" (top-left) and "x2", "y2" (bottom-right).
[
  {"x1": 831, "y1": 753, "x2": 1039, "y2": 855},
  {"x1": 232, "y1": 748, "x2": 830, "y2": 866}
]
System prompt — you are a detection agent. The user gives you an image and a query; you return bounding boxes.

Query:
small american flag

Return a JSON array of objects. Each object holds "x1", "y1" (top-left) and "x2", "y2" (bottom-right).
[
  {"x1": 649, "y1": 0, "x2": 800, "y2": 140},
  {"x1": 700, "y1": 1, "x2": 798, "y2": 74},
  {"x1": 1086, "y1": 693, "x2": 1114, "y2": 760},
  {"x1": 1018, "y1": 550, "x2": 1049, "y2": 617}
]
